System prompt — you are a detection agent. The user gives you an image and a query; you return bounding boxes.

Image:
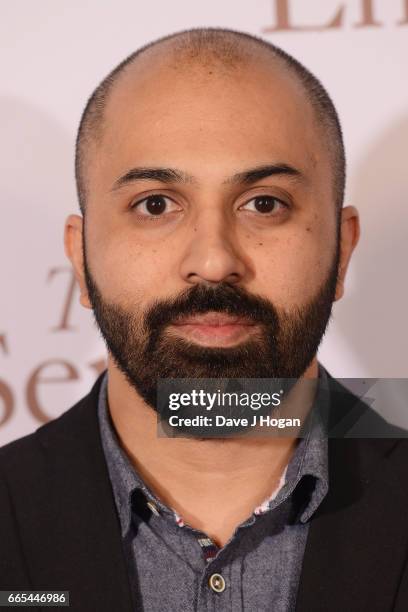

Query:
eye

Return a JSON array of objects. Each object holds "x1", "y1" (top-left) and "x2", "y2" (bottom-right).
[
  {"x1": 240, "y1": 196, "x2": 288, "y2": 215},
  {"x1": 131, "y1": 194, "x2": 180, "y2": 217}
]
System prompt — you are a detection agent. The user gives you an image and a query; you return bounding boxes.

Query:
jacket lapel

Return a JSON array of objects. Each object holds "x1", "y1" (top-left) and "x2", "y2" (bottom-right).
[
  {"x1": 295, "y1": 433, "x2": 406, "y2": 611},
  {"x1": 21, "y1": 374, "x2": 134, "y2": 612}
]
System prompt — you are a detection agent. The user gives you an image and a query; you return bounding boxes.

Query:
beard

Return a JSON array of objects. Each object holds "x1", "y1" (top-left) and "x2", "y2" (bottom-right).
[{"x1": 82, "y1": 235, "x2": 340, "y2": 424}]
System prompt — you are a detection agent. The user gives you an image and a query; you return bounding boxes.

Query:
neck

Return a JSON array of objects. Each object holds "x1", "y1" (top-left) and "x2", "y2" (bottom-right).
[{"x1": 106, "y1": 357, "x2": 319, "y2": 546}]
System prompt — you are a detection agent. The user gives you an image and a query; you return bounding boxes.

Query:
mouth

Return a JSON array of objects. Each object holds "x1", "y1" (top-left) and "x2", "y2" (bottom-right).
[{"x1": 169, "y1": 312, "x2": 258, "y2": 347}]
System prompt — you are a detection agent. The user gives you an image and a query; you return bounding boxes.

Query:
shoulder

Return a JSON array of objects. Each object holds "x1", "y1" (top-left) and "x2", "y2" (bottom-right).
[
  {"x1": 0, "y1": 371, "x2": 106, "y2": 483},
  {"x1": 315, "y1": 369, "x2": 408, "y2": 516},
  {"x1": 0, "y1": 371, "x2": 125, "y2": 593},
  {"x1": 323, "y1": 368, "x2": 408, "y2": 439}
]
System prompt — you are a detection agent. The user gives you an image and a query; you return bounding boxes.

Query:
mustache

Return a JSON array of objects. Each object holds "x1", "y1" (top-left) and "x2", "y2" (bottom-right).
[{"x1": 144, "y1": 283, "x2": 279, "y2": 334}]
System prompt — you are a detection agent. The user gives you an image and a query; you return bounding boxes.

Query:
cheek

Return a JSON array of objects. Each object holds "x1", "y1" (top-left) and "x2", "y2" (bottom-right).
[
  {"x1": 247, "y1": 223, "x2": 336, "y2": 307},
  {"x1": 86, "y1": 228, "x2": 166, "y2": 303},
  {"x1": 86, "y1": 206, "x2": 186, "y2": 304}
]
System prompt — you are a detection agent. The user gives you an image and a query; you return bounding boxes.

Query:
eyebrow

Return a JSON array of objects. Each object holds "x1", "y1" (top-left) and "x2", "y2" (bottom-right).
[
  {"x1": 227, "y1": 163, "x2": 304, "y2": 185},
  {"x1": 112, "y1": 167, "x2": 194, "y2": 190},
  {"x1": 111, "y1": 163, "x2": 304, "y2": 191}
]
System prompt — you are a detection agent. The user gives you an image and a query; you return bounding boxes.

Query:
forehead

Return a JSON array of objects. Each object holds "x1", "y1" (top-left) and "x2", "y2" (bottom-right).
[{"x1": 95, "y1": 50, "x2": 326, "y2": 185}]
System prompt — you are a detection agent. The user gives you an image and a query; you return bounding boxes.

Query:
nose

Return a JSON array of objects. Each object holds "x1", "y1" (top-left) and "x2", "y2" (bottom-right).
[{"x1": 179, "y1": 209, "x2": 249, "y2": 285}]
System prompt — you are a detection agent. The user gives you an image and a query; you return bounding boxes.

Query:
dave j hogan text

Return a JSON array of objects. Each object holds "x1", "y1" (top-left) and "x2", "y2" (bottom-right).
[{"x1": 168, "y1": 415, "x2": 301, "y2": 429}]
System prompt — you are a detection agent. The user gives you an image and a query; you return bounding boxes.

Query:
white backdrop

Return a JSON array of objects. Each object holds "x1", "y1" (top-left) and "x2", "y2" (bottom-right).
[{"x1": 1, "y1": 0, "x2": 408, "y2": 445}]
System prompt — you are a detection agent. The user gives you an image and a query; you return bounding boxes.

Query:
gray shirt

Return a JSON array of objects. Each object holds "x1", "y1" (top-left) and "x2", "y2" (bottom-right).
[{"x1": 98, "y1": 371, "x2": 329, "y2": 612}]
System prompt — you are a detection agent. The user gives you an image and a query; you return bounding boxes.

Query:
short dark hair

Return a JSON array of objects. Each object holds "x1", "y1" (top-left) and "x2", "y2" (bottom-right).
[{"x1": 75, "y1": 28, "x2": 345, "y2": 217}]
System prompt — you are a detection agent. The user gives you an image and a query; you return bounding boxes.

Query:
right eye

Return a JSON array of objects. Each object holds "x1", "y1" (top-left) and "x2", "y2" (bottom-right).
[{"x1": 131, "y1": 195, "x2": 181, "y2": 218}]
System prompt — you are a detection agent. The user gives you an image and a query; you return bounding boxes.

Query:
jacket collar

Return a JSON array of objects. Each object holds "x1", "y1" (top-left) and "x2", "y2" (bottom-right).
[
  {"x1": 295, "y1": 373, "x2": 402, "y2": 611},
  {"x1": 35, "y1": 372, "x2": 134, "y2": 612}
]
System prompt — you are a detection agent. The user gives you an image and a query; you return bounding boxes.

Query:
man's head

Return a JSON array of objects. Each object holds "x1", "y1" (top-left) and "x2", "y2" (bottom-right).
[
  {"x1": 75, "y1": 29, "x2": 346, "y2": 217},
  {"x1": 65, "y1": 28, "x2": 359, "y2": 410}
]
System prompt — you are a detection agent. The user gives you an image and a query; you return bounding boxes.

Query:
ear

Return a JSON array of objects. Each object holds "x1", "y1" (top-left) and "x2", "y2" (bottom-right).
[
  {"x1": 334, "y1": 205, "x2": 360, "y2": 301},
  {"x1": 64, "y1": 214, "x2": 92, "y2": 309}
]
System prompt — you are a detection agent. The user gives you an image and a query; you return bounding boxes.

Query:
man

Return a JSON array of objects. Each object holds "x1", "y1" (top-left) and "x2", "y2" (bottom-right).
[{"x1": 1, "y1": 28, "x2": 408, "y2": 612}]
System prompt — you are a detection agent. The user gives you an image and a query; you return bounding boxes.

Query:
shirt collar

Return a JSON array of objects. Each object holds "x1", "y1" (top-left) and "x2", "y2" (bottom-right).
[
  {"x1": 98, "y1": 366, "x2": 329, "y2": 536},
  {"x1": 98, "y1": 372, "x2": 151, "y2": 536},
  {"x1": 285, "y1": 364, "x2": 329, "y2": 523}
]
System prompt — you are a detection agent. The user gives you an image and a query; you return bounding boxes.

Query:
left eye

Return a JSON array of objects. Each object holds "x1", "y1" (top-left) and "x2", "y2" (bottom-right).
[
  {"x1": 131, "y1": 195, "x2": 179, "y2": 216},
  {"x1": 241, "y1": 196, "x2": 287, "y2": 215}
]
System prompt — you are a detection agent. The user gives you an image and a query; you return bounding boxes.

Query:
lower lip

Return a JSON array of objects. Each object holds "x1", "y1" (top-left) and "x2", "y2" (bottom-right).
[{"x1": 169, "y1": 322, "x2": 257, "y2": 347}]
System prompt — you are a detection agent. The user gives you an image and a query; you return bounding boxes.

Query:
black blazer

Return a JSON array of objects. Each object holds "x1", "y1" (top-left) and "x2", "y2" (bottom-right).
[{"x1": 1, "y1": 372, "x2": 408, "y2": 612}]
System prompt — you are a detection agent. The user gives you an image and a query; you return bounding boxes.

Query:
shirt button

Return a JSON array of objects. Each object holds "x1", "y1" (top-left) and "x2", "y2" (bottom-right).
[{"x1": 209, "y1": 573, "x2": 226, "y2": 593}]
